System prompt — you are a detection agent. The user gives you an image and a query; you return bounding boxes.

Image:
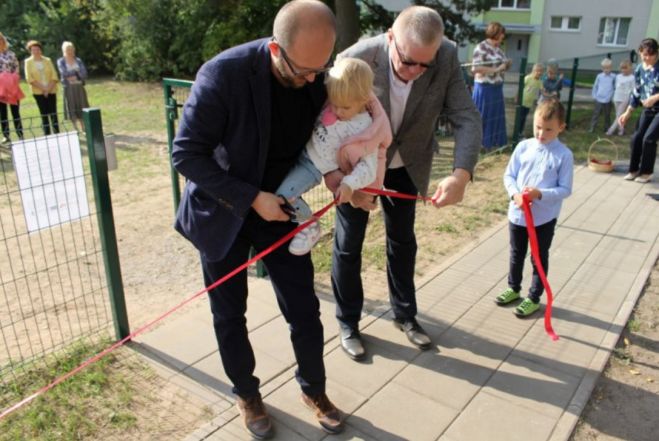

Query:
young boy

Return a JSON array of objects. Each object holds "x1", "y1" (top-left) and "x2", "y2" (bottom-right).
[
  {"x1": 589, "y1": 58, "x2": 615, "y2": 133},
  {"x1": 495, "y1": 99, "x2": 574, "y2": 317},
  {"x1": 518, "y1": 63, "x2": 544, "y2": 138},
  {"x1": 539, "y1": 64, "x2": 563, "y2": 103}
]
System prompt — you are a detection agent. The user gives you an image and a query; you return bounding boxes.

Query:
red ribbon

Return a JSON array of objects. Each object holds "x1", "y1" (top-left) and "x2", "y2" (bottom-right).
[
  {"x1": 0, "y1": 200, "x2": 337, "y2": 421},
  {"x1": 521, "y1": 193, "x2": 559, "y2": 341}
]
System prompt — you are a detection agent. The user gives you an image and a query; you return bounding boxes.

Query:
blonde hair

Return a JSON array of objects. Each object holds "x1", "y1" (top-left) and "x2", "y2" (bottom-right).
[
  {"x1": 619, "y1": 60, "x2": 631, "y2": 69},
  {"x1": 601, "y1": 58, "x2": 612, "y2": 68},
  {"x1": 325, "y1": 58, "x2": 373, "y2": 106},
  {"x1": 532, "y1": 63, "x2": 544, "y2": 71},
  {"x1": 62, "y1": 41, "x2": 74, "y2": 54},
  {"x1": 0, "y1": 33, "x2": 6, "y2": 52},
  {"x1": 535, "y1": 99, "x2": 566, "y2": 124}
]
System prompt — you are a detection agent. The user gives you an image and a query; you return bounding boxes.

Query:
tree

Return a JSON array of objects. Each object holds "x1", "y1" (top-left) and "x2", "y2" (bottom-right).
[
  {"x1": 334, "y1": 0, "x2": 361, "y2": 52},
  {"x1": 360, "y1": 0, "x2": 494, "y2": 45}
]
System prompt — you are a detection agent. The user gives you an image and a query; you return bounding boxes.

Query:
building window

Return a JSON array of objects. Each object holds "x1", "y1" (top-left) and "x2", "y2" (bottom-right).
[
  {"x1": 496, "y1": 0, "x2": 531, "y2": 9},
  {"x1": 598, "y1": 17, "x2": 631, "y2": 46},
  {"x1": 550, "y1": 16, "x2": 581, "y2": 31}
]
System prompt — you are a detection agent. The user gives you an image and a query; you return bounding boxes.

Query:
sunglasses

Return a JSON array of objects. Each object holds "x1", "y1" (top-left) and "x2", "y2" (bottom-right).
[
  {"x1": 392, "y1": 36, "x2": 436, "y2": 69},
  {"x1": 273, "y1": 38, "x2": 333, "y2": 78}
]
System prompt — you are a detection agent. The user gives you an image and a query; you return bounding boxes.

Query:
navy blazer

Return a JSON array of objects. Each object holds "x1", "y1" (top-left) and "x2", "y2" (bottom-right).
[{"x1": 172, "y1": 38, "x2": 327, "y2": 261}]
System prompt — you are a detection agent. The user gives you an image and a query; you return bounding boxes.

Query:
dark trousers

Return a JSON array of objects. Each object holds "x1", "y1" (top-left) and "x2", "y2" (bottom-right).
[
  {"x1": 331, "y1": 167, "x2": 418, "y2": 330},
  {"x1": 589, "y1": 101, "x2": 612, "y2": 132},
  {"x1": 518, "y1": 105, "x2": 531, "y2": 138},
  {"x1": 33, "y1": 94, "x2": 59, "y2": 136},
  {"x1": 201, "y1": 211, "x2": 325, "y2": 399},
  {"x1": 628, "y1": 107, "x2": 659, "y2": 175},
  {"x1": 508, "y1": 219, "x2": 557, "y2": 301},
  {"x1": 0, "y1": 101, "x2": 23, "y2": 139}
]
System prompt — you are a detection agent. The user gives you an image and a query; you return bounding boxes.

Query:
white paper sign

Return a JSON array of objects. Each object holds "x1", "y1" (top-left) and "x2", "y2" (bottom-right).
[{"x1": 12, "y1": 132, "x2": 90, "y2": 232}]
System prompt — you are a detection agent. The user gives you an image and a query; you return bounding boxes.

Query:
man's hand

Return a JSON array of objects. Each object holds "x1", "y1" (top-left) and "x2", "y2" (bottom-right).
[
  {"x1": 350, "y1": 190, "x2": 378, "y2": 211},
  {"x1": 431, "y1": 168, "x2": 470, "y2": 208},
  {"x1": 251, "y1": 191, "x2": 290, "y2": 221},
  {"x1": 337, "y1": 183, "x2": 354, "y2": 204}
]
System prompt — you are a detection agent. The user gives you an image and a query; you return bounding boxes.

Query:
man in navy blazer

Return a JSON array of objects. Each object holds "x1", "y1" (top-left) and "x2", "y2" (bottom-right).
[{"x1": 172, "y1": 1, "x2": 343, "y2": 437}]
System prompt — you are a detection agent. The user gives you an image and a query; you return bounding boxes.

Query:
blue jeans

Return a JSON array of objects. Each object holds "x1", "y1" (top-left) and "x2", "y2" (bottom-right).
[
  {"x1": 331, "y1": 167, "x2": 418, "y2": 331},
  {"x1": 275, "y1": 150, "x2": 322, "y2": 222}
]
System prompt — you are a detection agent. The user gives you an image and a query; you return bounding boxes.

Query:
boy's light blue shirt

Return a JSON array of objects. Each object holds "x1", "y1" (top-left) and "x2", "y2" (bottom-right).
[
  {"x1": 504, "y1": 137, "x2": 574, "y2": 227},
  {"x1": 592, "y1": 71, "x2": 615, "y2": 103}
]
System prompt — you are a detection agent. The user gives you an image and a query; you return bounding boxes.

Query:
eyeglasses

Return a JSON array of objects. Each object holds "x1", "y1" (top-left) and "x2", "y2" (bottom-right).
[
  {"x1": 273, "y1": 38, "x2": 333, "y2": 78},
  {"x1": 392, "y1": 36, "x2": 436, "y2": 69}
]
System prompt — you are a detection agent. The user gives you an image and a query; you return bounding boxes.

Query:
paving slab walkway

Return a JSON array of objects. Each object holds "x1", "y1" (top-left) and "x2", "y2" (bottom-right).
[{"x1": 134, "y1": 164, "x2": 659, "y2": 441}]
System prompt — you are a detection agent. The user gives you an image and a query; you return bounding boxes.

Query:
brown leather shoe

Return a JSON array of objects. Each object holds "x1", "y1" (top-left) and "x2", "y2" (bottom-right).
[
  {"x1": 236, "y1": 395, "x2": 274, "y2": 439},
  {"x1": 301, "y1": 392, "x2": 344, "y2": 434}
]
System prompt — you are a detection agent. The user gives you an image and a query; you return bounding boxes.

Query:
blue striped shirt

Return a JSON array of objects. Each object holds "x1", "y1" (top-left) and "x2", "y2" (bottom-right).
[{"x1": 504, "y1": 138, "x2": 573, "y2": 227}]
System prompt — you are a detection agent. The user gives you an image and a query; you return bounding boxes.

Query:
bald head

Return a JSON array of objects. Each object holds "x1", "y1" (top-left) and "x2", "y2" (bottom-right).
[
  {"x1": 273, "y1": 0, "x2": 336, "y2": 49},
  {"x1": 392, "y1": 6, "x2": 444, "y2": 47}
]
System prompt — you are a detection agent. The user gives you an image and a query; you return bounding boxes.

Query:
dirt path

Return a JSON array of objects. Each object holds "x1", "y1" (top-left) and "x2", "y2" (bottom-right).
[{"x1": 571, "y1": 258, "x2": 659, "y2": 441}]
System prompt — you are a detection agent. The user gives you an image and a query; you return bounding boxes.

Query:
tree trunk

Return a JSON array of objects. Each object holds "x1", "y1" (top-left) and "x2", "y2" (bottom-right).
[{"x1": 334, "y1": 0, "x2": 360, "y2": 53}]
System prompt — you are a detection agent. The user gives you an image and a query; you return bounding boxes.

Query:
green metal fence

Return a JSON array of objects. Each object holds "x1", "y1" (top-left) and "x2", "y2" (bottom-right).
[{"x1": 0, "y1": 110, "x2": 127, "y2": 411}]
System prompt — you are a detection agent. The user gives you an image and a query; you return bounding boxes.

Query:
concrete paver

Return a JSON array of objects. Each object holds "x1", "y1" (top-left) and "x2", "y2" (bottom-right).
[{"x1": 132, "y1": 164, "x2": 658, "y2": 440}]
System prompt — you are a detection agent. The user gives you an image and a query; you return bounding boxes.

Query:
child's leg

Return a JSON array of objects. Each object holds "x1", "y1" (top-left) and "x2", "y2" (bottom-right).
[
  {"x1": 518, "y1": 106, "x2": 530, "y2": 137},
  {"x1": 508, "y1": 222, "x2": 528, "y2": 293},
  {"x1": 275, "y1": 151, "x2": 322, "y2": 222},
  {"x1": 607, "y1": 101, "x2": 624, "y2": 135},
  {"x1": 589, "y1": 102, "x2": 602, "y2": 132},
  {"x1": 603, "y1": 101, "x2": 612, "y2": 131},
  {"x1": 527, "y1": 218, "x2": 557, "y2": 302}
]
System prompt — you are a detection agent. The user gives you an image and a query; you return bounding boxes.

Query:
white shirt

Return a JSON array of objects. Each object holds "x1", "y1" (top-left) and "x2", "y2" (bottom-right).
[
  {"x1": 306, "y1": 111, "x2": 376, "y2": 190},
  {"x1": 613, "y1": 73, "x2": 635, "y2": 103},
  {"x1": 388, "y1": 59, "x2": 414, "y2": 169}
]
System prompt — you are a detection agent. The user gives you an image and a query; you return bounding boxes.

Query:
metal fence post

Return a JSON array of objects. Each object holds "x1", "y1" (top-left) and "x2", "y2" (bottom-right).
[
  {"x1": 83, "y1": 108, "x2": 130, "y2": 340},
  {"x1": 566, "y1": 57, "x2": 579, "y2": 130},
  {"x1": 512, "y1": 57, "x2": 528, "y2": 146},
  {"x1": 164, "y1": 80, "x2": 181, "y2": 213}
]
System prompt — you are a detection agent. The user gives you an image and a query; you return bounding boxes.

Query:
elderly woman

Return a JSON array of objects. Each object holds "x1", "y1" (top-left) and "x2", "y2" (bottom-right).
[
  {"x1": 24, "y1": 40, "x2": 59, "y2": 136},
  {"x1": 471, "y1": 22, "x2": 512, "y2": 150},
  {"x1": 0, "y1": 32, "x2": 24, "y2": 144},
  {"x1": 57, "y1": 41, "x2": 89, "y2": 132}
]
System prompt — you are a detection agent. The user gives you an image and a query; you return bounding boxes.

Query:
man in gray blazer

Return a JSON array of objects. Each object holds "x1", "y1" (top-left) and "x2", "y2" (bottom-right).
[{"x1": 332, "y1": 6, "x2": 482, "y2": 360}]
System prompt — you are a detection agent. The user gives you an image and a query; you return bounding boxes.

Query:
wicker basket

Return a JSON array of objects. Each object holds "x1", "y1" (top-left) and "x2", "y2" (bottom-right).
[{"x1": 587, "y1": 138, "x2": 618, "y2": 173}]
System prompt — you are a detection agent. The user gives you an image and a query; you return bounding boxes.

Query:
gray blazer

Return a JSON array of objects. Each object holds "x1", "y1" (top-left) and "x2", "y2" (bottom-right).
[{"x1": 340, "y1": 34, "x2": 482, "y2": 196}]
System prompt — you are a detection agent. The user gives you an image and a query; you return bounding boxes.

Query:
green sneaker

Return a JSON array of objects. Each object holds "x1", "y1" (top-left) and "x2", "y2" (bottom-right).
[
  {"x1": 514, "y1": 298, "x2": 540, "y2": 317},
  {"x1": 495, "y1": 288, "x2": 520, "y2": 305}
]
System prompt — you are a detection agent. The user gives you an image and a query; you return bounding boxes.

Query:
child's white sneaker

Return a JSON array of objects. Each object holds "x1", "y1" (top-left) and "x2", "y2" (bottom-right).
[{"x1": 289, "y1": 222, "x2": 321, "y2": 256}]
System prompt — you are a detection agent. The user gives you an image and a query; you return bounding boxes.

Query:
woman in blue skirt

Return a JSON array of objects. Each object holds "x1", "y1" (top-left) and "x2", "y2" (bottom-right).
[{"x1": 471, "y1": 22, "x2": 511, "y2": 150}]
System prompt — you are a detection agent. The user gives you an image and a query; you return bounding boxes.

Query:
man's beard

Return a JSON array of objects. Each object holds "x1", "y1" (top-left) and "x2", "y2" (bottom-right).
[{"x1": 274, "y1": 58, "x2": 307, "y2": 89}]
